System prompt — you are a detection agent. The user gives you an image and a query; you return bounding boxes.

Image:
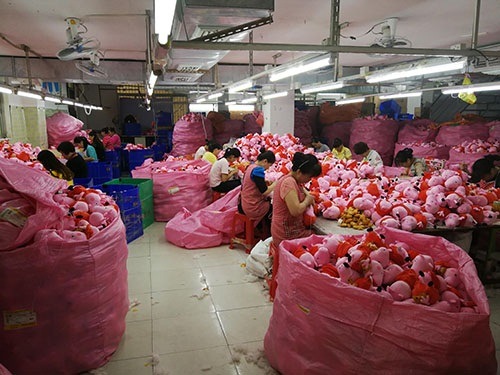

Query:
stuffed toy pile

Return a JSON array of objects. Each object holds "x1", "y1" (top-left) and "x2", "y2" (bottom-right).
[
  {"x1": 0, "y1": 139, "x2": 43, "y2": 168},
  {"x1": 451, "y1": 138, "x2": 499, "y2": 154},
  {"x1": 290, "y1": 229, "x2": 478, "y2": 313},
  {"x1": 123, "y1": 143, "x2": 148, "y2": 150}
]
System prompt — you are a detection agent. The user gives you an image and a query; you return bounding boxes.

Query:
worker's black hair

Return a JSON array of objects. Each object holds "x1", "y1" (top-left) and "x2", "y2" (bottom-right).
[
  {"x1": 292, "y1": 152, "x2": 321, "y2": 177},
  {"x1": 394, "y1": 148, "x2": 414, "y2": 166},
  {"x1": 353, "y1": 142, "x2": 369, "y2": 155}
]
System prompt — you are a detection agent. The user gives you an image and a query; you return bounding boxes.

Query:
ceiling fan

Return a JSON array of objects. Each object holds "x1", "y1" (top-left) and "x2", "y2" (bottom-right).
[
  {"x1": 56, "y1": 17, "x2": 100, "y2": 61},
  {"x1": 370, "y1": 17, "x2": 412, "y2": 48}
]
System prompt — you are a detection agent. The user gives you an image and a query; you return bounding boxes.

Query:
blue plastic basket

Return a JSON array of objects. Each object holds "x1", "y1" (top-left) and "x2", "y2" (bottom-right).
[
  {"x1": 102, "y1": 184, "x2": 140, "y2": 211},
  {"x1": 126, "y1": 149, "x2": 155, "y2": 172},
  {"x1": 121, "y1": 205, "x2": 144, "y2": 243},
  {"x1": 123, "y1": 123, "x2": 142, "y2": 136},
  {"x1": 87, "y1": 161, "x2": 113, "y2": 180},
  {"x1": 379, "y1": 99, "x2": 401, "y2": 119},
  {"x1": 105, "y1": 150, "x2": 121, "y2": 163}
]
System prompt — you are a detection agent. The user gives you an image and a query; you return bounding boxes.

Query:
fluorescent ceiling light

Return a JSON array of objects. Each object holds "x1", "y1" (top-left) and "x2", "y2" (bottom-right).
[
  {"x1": 241, "y1": 96, "x2": 258, "y2": 103},
  {"x1": 270, "y1": 56, "x2": 331, "y2": 82},
  {"x1": 16, "y1": 90, "x2": 42, "y2": 100},
  {"x1": 317, "y1": 92, "x2": 346, "y2": 99},
  {"x1": 301, "y1": 81, "x2": 344, "y2": 94},
  {"x1": 189, "y1": 103, "x2": 217, "y2": 112},
  {"x1": 379, "y1": 92, "x2": 422, "y2": 99},
  {"x1": 74, "y1": 102, "x2": 85, "y2": 108},
  {"x1": 189, "y1": 90, "x2": 208, "y2": 94},
  {"x1": 90, "y1": 105, "x2": 103, "y2": 110},
  {"x1": 442, "y1": 82, "x2": 500, "y2": 94},
  {"x1": 0, "y1": 86, "x2": 13, "y2": 94},
  {"x1": 155, "y1": 0, "x2": 178, "y2": 44},
  {"x1": 366, "y1": 60, "x2": 466, "y2": 83},
  {"x1": 148, "y1": 72, "x2": 158, "y2": 96},
  {"x1": 44, "y1": 96, "x2": 62, "y2": 103},
  {"x1": 336, "y1": 97, "x2": 365, "y2": 105},
  {"x1": 263, "y1": 91, "x2": 288, "y2": 100},
  {"x1": 208, "y1": 92, "x2": 223, "y2": 99},
  {"x1": 228, "y1": 80, "x2": 253, "y2": 93},
  {"x1": 228, "y1": 104, "x2": 255, "y2": 112},
  {"x1": 62, "y1": 99, "x2": 74, "y2": 105},
  {"x1": 196, "y1": 97, "x2": 207, "y2": 103},
  {"x1": 225, "y1": 101, "x2": 237, "y2": 106}
]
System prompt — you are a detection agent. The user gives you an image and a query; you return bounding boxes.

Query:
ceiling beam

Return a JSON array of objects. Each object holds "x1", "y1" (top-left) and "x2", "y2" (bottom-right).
[{"x1": 170, "y1": 41, "x2": 500, "y2": 58}]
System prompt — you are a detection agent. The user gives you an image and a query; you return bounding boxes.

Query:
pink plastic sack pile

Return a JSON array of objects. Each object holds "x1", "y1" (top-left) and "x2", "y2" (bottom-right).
[
  {"x1": 46, "y1": 111, "x2": 85, "y2": 148},
  {"x1": 397, "y1": 119, "x2": 438, "y2": 143},
  {"x1": 294, "y1": 109, "x2": 313, "y2": 145},
  {"x1": 349, "y1": 117, "x2": 399, "y2": 165},
  {"x1": 320, "y1": 121, "x2": 352, "y2": 149},
  {"x1": 264, "y1": 228, "x2": 496, "y2": 375},
  {"x1": 171, "y1": 114, "x2": 213, "y2": 156},
  {"x1": 0, "y1": 158, "x2": 128, "y2": 374},
  {"x1": 487, "y1": 120, "x2": 500, "y2": 140},
  {"x1": 243, "y1": 112, "x2": 263, "y2": 135},
  {"x1": 150, "y1": 159, "x2": 212, "y2": 221},
  {"x1": 436, "y1": 123, "x2": 490, "y2": 146},
  {"x1": 165, "y1": 187, "x2": 243, "y2": 248},
  {"x1": 214, "y1": 119, "x2": 245, "y2": 145}
]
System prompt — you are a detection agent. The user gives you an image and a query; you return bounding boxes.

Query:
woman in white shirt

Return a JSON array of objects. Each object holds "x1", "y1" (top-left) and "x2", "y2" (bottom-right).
[
  {"x1": 353, "y1": 142, "x2": 383, "y2": 168},
  {"x1": 209, "y1": 147, "x2": 242, "y2": 192}
]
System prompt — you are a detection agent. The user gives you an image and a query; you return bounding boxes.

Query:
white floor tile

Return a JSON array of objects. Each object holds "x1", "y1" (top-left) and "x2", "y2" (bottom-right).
[
  {"x1": 151, "y1": 288, "x2": 215, "y2": 319},
  {"x1": 210, "y1": 283, "x2": 271, "y2": 311},
  {"x1": 127, "y1": 242, "x2": 150, "y2": 258},
  {"x1": 202, "y1": 263, "x2": 251, "y2": 287},
  {"x1": 159, "y1": 346, "x2": 238, "y2": 375},
  {"x1": 111, "y1": 320, "x2": 152, "y2": 361},
  {"x1": 217, "y1": 306, "x2": 273, "y2": 345},
  {"x1": 100, "y1": 356, "x2": 153, "y2": 375},
  {"x1": 151, "y1": 267, "x2": 206, "y2": 292},
  {"x1": 229, "y1": 341, "x2": 278, "y2": 375},
  {"x1": 153, "y1": 312, "x2": 226, "y2": 354},
  {"x1": 127, "y1": 293, "x2": 152, "y2": 323},
  {"x1": 127, "y1": 256, "x2": 151, "y2": 274},
  {"x1": 127, "y1": 272, "x2": 151, "y2": 295},
  {"x1": 195, "y1": 246, "x2": 245, "y2": 268},
  {"x1": 150, "y1": 248, "x2": 200, "y2": 271}
]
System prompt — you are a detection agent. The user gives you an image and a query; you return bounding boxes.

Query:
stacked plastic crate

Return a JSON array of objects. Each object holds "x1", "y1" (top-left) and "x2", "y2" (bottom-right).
[
  {"x1": 123, "y1": 149, "x2": 155, "y2": 173},
  {"x1": 104, "y1": 178, "x2": 154, "y2": 229},
  {"x1": 101, "y1": 184, "x2": 143, "y2": 243},
  {"x1": 105, "y1": 150, "x2": 121, "y2": 178},
  {"x1": 87, "y1": 161, "x2": 113, "y2": 185}
]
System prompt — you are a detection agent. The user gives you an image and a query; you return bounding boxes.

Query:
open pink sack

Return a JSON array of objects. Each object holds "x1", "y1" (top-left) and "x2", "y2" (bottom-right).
[
  {"x1": 46, "y1": 111, "x2": 84, "y2": 147},
  {"x1": 165, "y1": 188, "x2": 243, "y2": 249},
  {"x1": 171, "y1": 117, "x2": 213, "y2": 156},
  {"x1": 436, "y1": 123, "x2": 490, "y2": 146},
  {"x1": 264, "y1": 228, "x2": 496, "y2": 375},
  {"x1": 0, "y1": 159, "x2": 128, "y2": 374},
  {"x1": 397, "y1": 119, "x2": 438, "y2": 143},
  {"x1": 0, "y1": 364, "x2": 11, "y2": 375}
]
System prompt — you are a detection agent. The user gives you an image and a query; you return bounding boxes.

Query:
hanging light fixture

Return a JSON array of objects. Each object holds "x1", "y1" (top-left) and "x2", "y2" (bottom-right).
[
  {"x1": 366, "y1": 60, "x2": 466, "y2": 83},
  {"x1": 262, "y1": 91, "x2": 288, "y2": 100},
  {"x1": 155, "y1": 0, "x2": 178, "y2": 45},
  {"x1": 441, "y1": 81, "x2": 500, "y2": 94},
  {"x1": 336, "y1": 97, "x2": 365, "y2": 105},
  {"x1": 379, "y1": 92, "x2": 422, "y2": 100},
  {"x1": 300, "y1": 81, "x2": 344, "y2": 94},
  {"x1": 269, "y1": 55, "x2": 332, "y2": 82}
]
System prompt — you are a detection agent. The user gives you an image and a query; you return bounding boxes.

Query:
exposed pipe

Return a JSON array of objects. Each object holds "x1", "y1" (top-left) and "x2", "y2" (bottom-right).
[
  {"x1": 249, "y1": 31, "x2": 254, "y2": 76},
  {"x1": 171, "y1": 40, "x2": 500, "y2": 58},
  {"x1": 329, "y1": 0, "x2": 340, "y2": 81},
  {"x1": 471, "y1": 0, "x2": 481, "y2": 49},
  {"x1": 145, "y1": 10, "x2": 152, "y2": 67},
  {"x1": 22, "y1": 45, "x2": 32, "y2": 89}
]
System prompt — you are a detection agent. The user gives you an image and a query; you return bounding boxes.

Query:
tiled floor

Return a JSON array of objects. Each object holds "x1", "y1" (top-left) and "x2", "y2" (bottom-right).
[
  {"x1": 92, "y1": 222, "x2": 277, "y2": 375},
  {"x1": 91, "y1": 222, "x2": 500, "y2": 375}
]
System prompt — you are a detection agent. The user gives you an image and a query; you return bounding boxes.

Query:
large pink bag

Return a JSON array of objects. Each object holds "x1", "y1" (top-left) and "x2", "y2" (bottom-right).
[
  {"x1": 349, "y1": 118, "x2": 399, "y2": 165},
  {"x1": 294, "y1": 109, "x2": 312, "y2": 146},
  {"x1": 397, "y1": 119, "x2": 438, "y2": 143},
  {"x1": 214, "y1": 119, "x2": 245, "y2": 145},
  {"x1": 46, "y1": 111, "x2": 84, "y2": 147},
  {"x1": 487, "y1": 120, "x2": 500, "y2": 140},
  {"x1": 164, "y1": 188, "x2": 242, "y2": 249},
  {"x1": 447, "y1": 149, "x2": 500, "y2": 171},
  {"x1": 171, "y1": 117, "x2": 213, "y2": 156},
  {"x1": 320, "y1": 121, "x2": 352, "y2": 149},
  {"x1": 393, "y1": 142, "x2": 450, "y2": 164},
  {"x1": 243, "y1": 113, "x2": 263, "y2": 135},
  {"x1": 264, "y1": 228, "x2": 496, "y2": 375},
  {"x1": 436, "y1": 123, "x2": 490, "y2": 146},
  {"x1": 0, "y1": 364, "x2": 11, "y2": 375},
  {"x1": 152, "y1": 160, "x2": 211, "y2": 221},
  {"x1": 0, "y1": 159, "x2": 128, "y2": 375}
]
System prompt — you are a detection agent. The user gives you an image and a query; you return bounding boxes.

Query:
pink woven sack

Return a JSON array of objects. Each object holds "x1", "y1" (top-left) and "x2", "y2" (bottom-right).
[
  {"x1": 264, "y1": 228, "x2": 496, "y2": 375},
  {"x1": 171, "y1": 117, "x2": 213, "y2": 156},
  {"x1": 436, "y1": 123, "x2": 490, "y2": 146},
  {"x1": 397, "y1": 119, "x2": 438, "y2": 143},
  {"x1": 46, "y1": 111, "x2": 84, "y2": 147},
  {"x1": 0, "y1": 158, "x2": 128, "y2": 374}
]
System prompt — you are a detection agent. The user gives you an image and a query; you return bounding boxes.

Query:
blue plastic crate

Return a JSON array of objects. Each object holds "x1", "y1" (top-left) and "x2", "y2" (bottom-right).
[
  {"x1": 87, "y1": 161, "x2": 113, "y2": 180},
  {"x1": 126, "y1": 149, "x2": 155, "y2": 172},
  {"x1": 151, "y1": 143, "x2": 167, "y2": 161},
  {"x1": 156, "y1": 112, "x2": 172, "y2": 126},
  {"x1": 123, "y1": 123, "x2": 142, "y2": 136},
  {"x1": 102, "y1": 184, "x2": 140, "y2": 211},
  {"x1": 121, "y1": 205, "x2": 143, "y2": 228},
  {"x1": 379, "y1": 99, "x2": 401, "y2": 119},
  {"x1": 125, "y1": 220, "x2": 144, "y2": 243},
  {"x1": 93, "y1": 177, "x2": 113, "y2": 185},
  {"x1": 105, "y1": 150, "x2": 121, "y2": 163},
  {"x1": 73, "y1": 177, "x2": 93, "y2": 187}
]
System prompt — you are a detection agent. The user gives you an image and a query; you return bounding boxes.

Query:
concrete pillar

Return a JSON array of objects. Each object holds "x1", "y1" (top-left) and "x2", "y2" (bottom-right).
[{"x1": 262, "y1": 90, "x2": 294, "y2": 135}]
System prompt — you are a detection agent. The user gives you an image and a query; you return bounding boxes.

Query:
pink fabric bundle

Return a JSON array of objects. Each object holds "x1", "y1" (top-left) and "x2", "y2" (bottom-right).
[
  {"x1": 397, "y1": 119, "x2": 438, "y2": 143},
  {"x1": 164, "y1": 187, "x2": 242, "y2": 249},
  {"x1": 294, "y1": 109, "x2": 313, "y2": 145},
  {"x1": 349, "y1": 118, "x2": 399, "y2": 165},
  {"x1": 436, "y1": 123, "x2": 490, "y2": 146},
  {"x1": 171, "y1": 116, "x2": 213, "y2": 156},
  {"x1": 0, "y1": 158, "x2": 128, "y2": 374},
  {"x1": 46, "y1": 111, "x2": 84, "y2": 147},
  {"x1": 264, "y1": 228, "x2": 496, "y2": 375}
]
